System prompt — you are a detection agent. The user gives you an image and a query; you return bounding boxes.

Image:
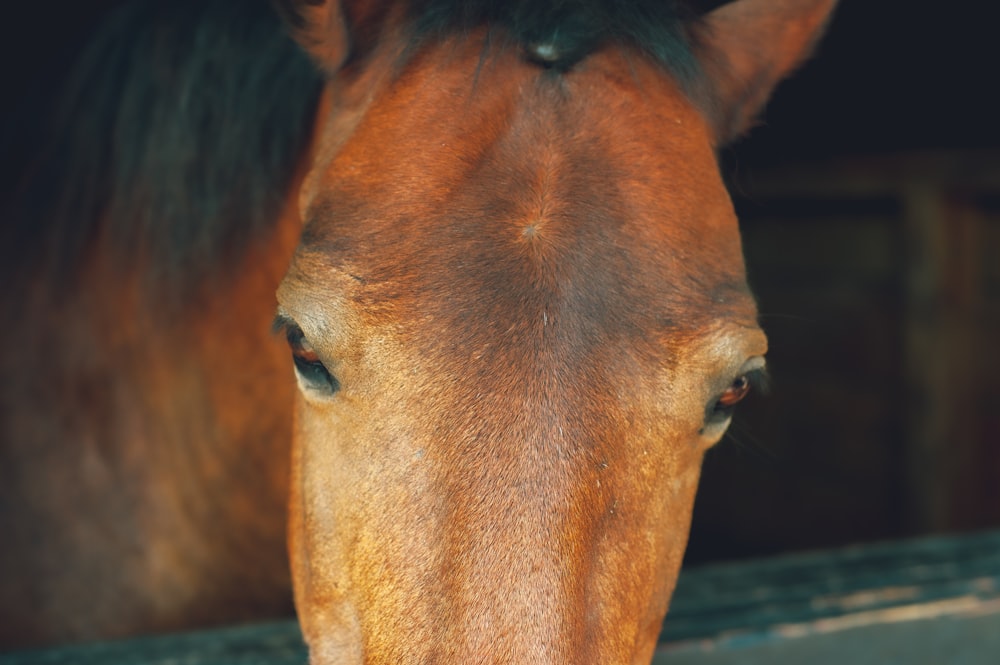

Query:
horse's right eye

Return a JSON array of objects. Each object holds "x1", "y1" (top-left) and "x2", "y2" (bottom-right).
[
  {"x1": 283, "y1": 323, "x2": 340, "y2": 395},
  {"x1": 292, "y1": 351, "x2": 339, "y2": 394}
]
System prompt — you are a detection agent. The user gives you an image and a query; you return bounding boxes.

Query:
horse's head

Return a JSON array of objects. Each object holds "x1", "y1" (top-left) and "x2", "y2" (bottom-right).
[{"x1": 274, "y1": 1, "x2": 836, "y2": 662}]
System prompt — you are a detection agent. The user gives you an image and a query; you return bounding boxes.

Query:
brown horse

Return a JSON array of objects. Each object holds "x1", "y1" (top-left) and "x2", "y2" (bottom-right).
[{"x1": 0, "y1": 0, "x2": 836, "y2": 662}]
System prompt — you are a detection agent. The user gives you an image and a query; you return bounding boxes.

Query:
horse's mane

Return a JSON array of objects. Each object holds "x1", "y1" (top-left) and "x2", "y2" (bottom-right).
[
  {"x1": 4, "y1": 0, "x2": 700, "y2": 294},
  {"x1": 277, "y1": 0, "x2": 702, "y2": 80},
  {"x1": 3, "y1": 0, "x2": 321, "y2": 292},
  {"x1": 414, "y1": 0, "x2": 700, "y2": 76}
]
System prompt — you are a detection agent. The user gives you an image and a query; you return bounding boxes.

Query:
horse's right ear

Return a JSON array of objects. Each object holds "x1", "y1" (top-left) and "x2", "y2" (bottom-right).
[
  {"x1": 692, "y1": 0, "x2": 838, "y2": 145},
  {"x1": 275, "y1": 0, "x2": 350, "y2": 74}
]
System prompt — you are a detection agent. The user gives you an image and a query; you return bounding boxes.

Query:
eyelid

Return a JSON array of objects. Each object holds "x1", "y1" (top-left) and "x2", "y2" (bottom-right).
[
  {"x1": 741, "y1": 355, "x2": 767, "y2": 376},
  {"x1": 272, "y1": 315, "x2": 305, "y2": 349},
  {"x1": 275, "y1": 312, "x2": 341, "y2": 396},
  {"x1": 271, "y1": 308, "x2": 332, "y2": 351},
  {"x1": 743, "y1": 365, "x2": 771, "y2": 395}
]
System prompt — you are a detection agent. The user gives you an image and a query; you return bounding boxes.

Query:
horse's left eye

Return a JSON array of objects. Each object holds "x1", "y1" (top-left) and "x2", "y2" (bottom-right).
[
  {"x1": 705, "y1": 367, "x2": 767, "y2": 427},
  {"x1": 717, "y1": 375, "x2": 752, "y2": 408},
  {"x1": 283, "y1": 324, "x2": 340, "y2": 395}
]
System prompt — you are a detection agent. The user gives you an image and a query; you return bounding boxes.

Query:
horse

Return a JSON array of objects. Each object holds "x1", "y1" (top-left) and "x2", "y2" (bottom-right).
[{"x1": 0, "y1": 0, "x2": 837, "y2": 662}]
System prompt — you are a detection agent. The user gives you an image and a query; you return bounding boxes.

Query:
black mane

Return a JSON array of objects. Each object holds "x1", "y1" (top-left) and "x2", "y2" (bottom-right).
[
  {"x1": 4, "y1": 0, "x2": 703, "y2": 294},
  {"x1": 3, "y1": 0, "x2": 321, "y2": 292},
  {"x1": 409, "y1": 0, "x2": 700, "y2": 75}
]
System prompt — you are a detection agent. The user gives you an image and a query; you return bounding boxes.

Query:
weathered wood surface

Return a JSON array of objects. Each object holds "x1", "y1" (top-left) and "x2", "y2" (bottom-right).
[
  {"x1": 661, "y1": 529, "x2": 1000, "y2": 648},
  {"x1": 656, "y1": 611, "x2": 1000, "y2": 665},
  {"x1": 0, "y1": 622, "x2": 306, "y2": 665},
  {"x1": 4, "y1": 529, "x2": 999, "y2": 664}
]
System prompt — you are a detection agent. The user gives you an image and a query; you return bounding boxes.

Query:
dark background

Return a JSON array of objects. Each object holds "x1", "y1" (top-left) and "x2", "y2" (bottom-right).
[
  {"x1": 687, "y1": 0, "x2": 1000, "y2": 563},
  {"x1": 3, "y1": 1, "x2": 998, "y2": 565}
]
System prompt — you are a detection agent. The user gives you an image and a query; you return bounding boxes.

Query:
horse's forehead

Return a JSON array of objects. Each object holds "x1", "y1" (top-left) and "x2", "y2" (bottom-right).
[{"x1": 296, "y1": 46, "x2": 751, "y2": 335}]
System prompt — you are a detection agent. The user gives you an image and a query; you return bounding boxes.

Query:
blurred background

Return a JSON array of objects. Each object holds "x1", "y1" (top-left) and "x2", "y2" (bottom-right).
[
  {"x1": 687, "y1": 0, "x2": 1000, "y2": 563},
  {"x1": 2, "y1": 0, "x2": 998, "y2": 567}
]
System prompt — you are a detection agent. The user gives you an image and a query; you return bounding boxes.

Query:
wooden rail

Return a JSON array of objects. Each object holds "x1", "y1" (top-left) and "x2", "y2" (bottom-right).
[{"x1": 4, "y1": 529, "x2": 999, "y2": 664}]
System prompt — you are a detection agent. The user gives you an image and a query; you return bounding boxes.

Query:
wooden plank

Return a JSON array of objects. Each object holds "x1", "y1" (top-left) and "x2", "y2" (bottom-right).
[
  {"x1": 656, "y1": 610, "x2": 1000, "y2": 665},
  {"x1": 0, "y1": 622, "x2": 306, "y2": 665},
  {"x1": 900, "y1": 190, "x2": 985, "y2": 531},
  {"x1": 662, "y1": 529, "x2": 1000, "y2": 646}
]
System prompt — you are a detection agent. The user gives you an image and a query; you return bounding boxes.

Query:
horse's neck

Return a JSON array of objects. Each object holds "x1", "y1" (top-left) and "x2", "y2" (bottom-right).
[{"x1": 0, "y1": 195, "x2": 303, "y2": 647}]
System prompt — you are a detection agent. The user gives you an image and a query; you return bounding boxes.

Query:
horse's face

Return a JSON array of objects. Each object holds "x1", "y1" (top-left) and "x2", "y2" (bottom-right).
[{"x1": 275, "y1": 1, "x2": 835, "y2": 663}]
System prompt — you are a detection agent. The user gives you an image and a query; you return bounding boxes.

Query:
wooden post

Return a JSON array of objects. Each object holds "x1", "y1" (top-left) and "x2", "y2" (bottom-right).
[{"x1": 900, "y1": 185, "x2": 982, "y2": 532}]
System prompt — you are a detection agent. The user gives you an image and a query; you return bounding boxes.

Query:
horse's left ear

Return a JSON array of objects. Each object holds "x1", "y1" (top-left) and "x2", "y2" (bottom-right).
[
  {"x1": 275, "y1": 0, "x2": 350, "y2": 74},
  {"x1": 693, "y1": 0, "x2": 839, "y2": 145}
]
